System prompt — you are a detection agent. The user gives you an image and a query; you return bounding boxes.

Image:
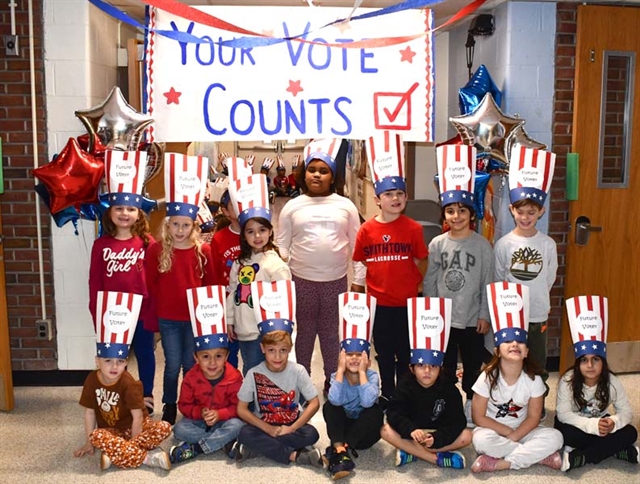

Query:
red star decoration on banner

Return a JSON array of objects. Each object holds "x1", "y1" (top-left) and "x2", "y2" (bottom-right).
[
  {"x1": 286, "y1": 80, "x2": 303, "y2": 97},
  {"x1": 400, "y1": 46, "x2": 416, "y2": 63},
  {"x1": 164, "y1": 87, "x2": 182, "y2": 105}
]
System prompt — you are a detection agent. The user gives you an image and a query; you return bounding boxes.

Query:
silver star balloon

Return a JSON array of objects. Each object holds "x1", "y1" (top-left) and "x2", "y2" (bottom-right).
[
  {"x1": 505, "y1": 123, "x2": 547, "y2": 162},
  {"x1": 449, "y1": 93, "x2": 524, "y2": 166},
  {"x1": 75, "y1": 86, "x2": 154, "y2": 152}
]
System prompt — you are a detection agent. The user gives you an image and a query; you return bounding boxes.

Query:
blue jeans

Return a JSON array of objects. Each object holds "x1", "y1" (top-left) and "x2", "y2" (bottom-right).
[
  {"x1": 159, "y1": 319, "x2": 195, "y2": 404},
  {"x1": 173, "y1": 417, "x2": 245, "y2": 454},
  {"x1": 238, "y1": 423, "x2": 319, "y2": 464},
  {"x1": 238, "y1": 337, "x2": 264, "y2": 376},
  {"x1": 227, "y1": 338, "x2": 240, "y2": 369},
  {"x1": 129, "y1": 319, "x2": 155, "y2": 397}
]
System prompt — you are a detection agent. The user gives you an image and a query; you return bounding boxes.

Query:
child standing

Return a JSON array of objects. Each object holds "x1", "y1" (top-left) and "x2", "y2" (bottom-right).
[
  {"x1": 227, "y1": 174, "x2": 291, "y2": 375},
  {"x1": 146, "y1": 153, "x2": 216, "y2": 425},
  {"x1": 74, "y1": 291, "x2": 172, "y2": 471},
  {"x1": 556, "y1": 295, "x2": 638, "y2": 471},
  {"x1": 323, "y1": 292, "x2": 383, "y2": 480},
  {"x1": 424, "y1": 144, "x2": 494, "y2": 425},
  {"x1": 276, "y1": 139, "x2": 366, "y2": 393},
  {"x1": 233, "y1": 296, "x2": 324, "y2": 469},
  {"x1": 89, "y1": 150, "x2": 156, "y2": 414},
  {"x1": 354, "y1": 132, "x2": 428, "y2": 400},
  {"x1": 494, "y1": 146, "x2": 558, "y2": 404},
  {"x1": 169, "y1": 285, "x2": 245, "y2": 464},
  {"x1": 470, "y1": 282, "x2": 563, "y2": 473},
  {"x1": 381, "y1": 297, "x2": 471, "y2": 470}
]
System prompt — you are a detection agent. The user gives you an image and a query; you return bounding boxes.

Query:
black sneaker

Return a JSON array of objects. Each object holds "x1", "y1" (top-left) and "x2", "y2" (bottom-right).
[
  {"x1": 326, "y1": 447, "x2": 355, "y2": 480},
  {"x1": 614, "y1": 445, "x2": 639, "y2": 464},
  {"x1": 296, "y1": 447, "x2": 324, "y2": 468},
  {"x1": 235, "y1": 443, "x2": 257, "y2": 463},
  {"x1": 223, "y1": 439, "x2": 237, "y2": 458},
  {"x1": 561, "y1": 449, "x2": 587, "y2": 472},
  {"x1": 162, "y1": 403, "x2": 177, "y2": 425}
]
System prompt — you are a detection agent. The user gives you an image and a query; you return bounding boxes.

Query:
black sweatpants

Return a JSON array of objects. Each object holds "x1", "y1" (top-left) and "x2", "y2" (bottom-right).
[
  {"x1": 372, "y1": 305, "x2": 411, "y2": 398},
  {"x1": 323, "y1": 401, "x2": 383, "y2": 450},
  {"x1": 442, "y1": 326, "x2": 487, "y2": 400}
]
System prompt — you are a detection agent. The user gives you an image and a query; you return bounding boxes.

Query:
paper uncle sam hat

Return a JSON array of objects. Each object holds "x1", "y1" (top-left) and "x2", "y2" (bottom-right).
[
  {"x1": 509, "y1": 145, "x2": 556, "y2": 205},
  {"x1": 245, "y1": 155, "x2": 255, "y2": 168},
  {"x1": 196, "y1": 200, "x2": 214, "y2": 233},
  {"x1": 225, "y1": 156, "x2": 254, "y2": 182},
  {"x1": 164, "y1": 153, "x2": 208, "y2": 220},
  {"x1": 229, "y1": 173, "x2": 271, "y2": 227},
  {"x1": 436, "y1": 144, "x2": 476, "y2": 208},
  {"x1": 487, "y1": 282, "x2": 530, "y2": 346},
  {"x1": 304, "y1": 138, "x2": 342, "y2": 175},
  {"x1": 292, "y1": 155, "x2": 301, "y2": 171},
  {"x1": 366, "y1": 131, "x2": 406, "y2": 196},
  {"x1": 408, "y1": 297, "x2": 452, "y2": 366},
  {"x1": 251, "y1": 280, "x2": 296, "y2": 336},
  {"x1": 566, "y1": 295, "x2": 608, "y2": 359},
  {"x1": 95, "y1": 291, "x2": 142, "y2": 358},
  {"x1": 104, "y1": 150, "x2": 148, "y2": 208},
  {"x1": 186, "y1": 285, "x2": 228, "y2": 351},
  {"x1": 338, "y1": 292, "x2": 376, "y2": 354},
  {"x1": 276, "y1": 155, "x2": 286, "y2": 170},
  {"x1": 261, "y1": 157, "x2": 275, "y2": 172}
]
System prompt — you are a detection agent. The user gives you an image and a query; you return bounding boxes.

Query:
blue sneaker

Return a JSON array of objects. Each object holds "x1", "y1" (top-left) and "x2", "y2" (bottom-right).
[
  {"x1": 169, "y1": 442, "x2": 198, "y2": 464},
  {"x1": 436, "y1": 451, "x2": 466, "y2": 469},
  {"x1": 395, "y1": 449, "x2": 416, "y2": 467}
]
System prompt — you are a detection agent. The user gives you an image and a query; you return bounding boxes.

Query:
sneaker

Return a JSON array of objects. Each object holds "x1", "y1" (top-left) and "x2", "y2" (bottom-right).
[
  {"x1": 561, "y1": 449, "x2": 586, "y2": 472},
  {"x1": 100, "y1": 452, "x2": 112, "y2": 470},
  {"x1": 395, "y1": 449, "x2": 416, "y2": 467},
  {"x1": 169, "y1": 442, "x2": 198, "y2": 464},
  {"x1": 297, "y1": 447, "x2": 324, "y2": 468},
  {"x1": 378, "y1": 395, "x2": 390, "y2": 411},
  {"x1": 162, "y1": 403, "x2": 177, "y2": 425},
  {"x1": 235, "y1": 443, "x2": 257, "y2": 463},
  {"x1": 436, "y1": 450, "x2": 466, "y2": 469},
  {"x1": 144, "y1": 396, "x2": 154, "y2": 416},
  {"x1": 269, "y1": 191, "x2": 276, "y2": 204},
  {"x1": 539, "y1": 451, "x2": 562, "y2": 470},
  {"x1": 614, "y1": 445, "x2": 639, "y2": 464},
  {"x1": 325, "y1": 446, "x2": 355, "y2": 480},
  {"x1": 464, "y1": 399, "x2": 475, "y2": 428},
  {"x1": 323, "y1": 379, "x2": 331, "y2": 397},
  {"x1": 223, "y1": 439, "x2": 237, "y2": 458},
  {"x1": 144, "y1": 450, "x2": 171, "y2": 470},
  {"x1": 471, "y1": 455, "x2": 498, "y2": 473}
]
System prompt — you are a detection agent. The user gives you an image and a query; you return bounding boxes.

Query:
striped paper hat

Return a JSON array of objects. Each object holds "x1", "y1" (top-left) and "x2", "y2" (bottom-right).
[
  {"x1": 104, "y1": 150, "x2": 148, "y2": 208},
  {"x1": 245, "y1": 155, "x2": 255, "y2": 168},
  {"x1": 164, "y1": 153, "x2": 209, "y2": 220},
  {"x1": 226, "y1": 156, "x2": 254, "y2": 181},
  {"x1": 436, "y1": 144, "x2": 476, "y2": 208},
  {"x1": 566, "y1": 295, "x2": 608, "y2": 359},
  {"x1": 338, "y1": 292, "x2": 376, "y2": 354},
  {"x1": 276, "y1": 155, "x2": 286, "y2": 170},
  {"x1": 261, "y1": 157, "x2": 275, "y2": 172},
  {"x1": 251, "y1": 280, "x2": 296, "y2": 335},
  {"x1": 366, "y1": 131, "x2": 406, "y2": 196},
  {"x1": 291, "y1": 155, "x2": 301, "y2": 170},
  {"x1": 186, "y1": 285, "x2": 228, "y2": 351},
  {"x1": 508, "y1": 145, "x2": 556, "y2": 205},
  {"x1": 95, "y1": 291, "x2": 142, "y2": 358},
  {"x1": 196, "y1": 200, "x2": 214, "y2": 233},
  {"x1": 229, "y1": 173, "x2": 271, "y2": 227},
  {"x1": 487, "y1": 282, "x2": 530, "y2": 346},
  {"x1": 408, "y1": 297, "x2": 452, "y2": 365},
  {"x1": 304, "y1": 138, "x2": 342, "y2": 175}
]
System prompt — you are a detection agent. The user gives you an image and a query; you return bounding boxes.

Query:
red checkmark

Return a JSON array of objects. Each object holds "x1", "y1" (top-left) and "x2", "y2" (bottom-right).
[{"x1": 382, "y1": 82, "x2": 419, "y2": 122}]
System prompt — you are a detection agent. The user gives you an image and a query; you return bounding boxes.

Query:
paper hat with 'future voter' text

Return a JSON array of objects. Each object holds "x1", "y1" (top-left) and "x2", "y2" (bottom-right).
[
  {"x1": 225, "y1": 156, "x2": 254, "y2": 182},
  {"x1": 186, "y1": 285, "x2": 228, "y2": 351},
  {"x1": 487, "y1": 282, "x2": 530, "y2": 346},
  {"x1": 566, "y1": 295, "x2": 608, "y2": 359},
  {"x1": 251, "y1": 279, "x2": 296, "y2": 336},
  {"x1": 229, "y1": 173, "x2": 271, "y2": 227},
  {"x1": 436, "y1": 144, "x2": 476, "y2": 208},
  {"x1": 196, "y1": 200, "x2": 214, "y2": 233},
  {"x1": 304, "y1": 138, "x2": 342, "y2": 175},
  {"x1": 407, "y1": 297, "x2": 452, "y2": 366},
  {"x1": 366, "y1": 131, "x2": 406, "y2": 196},
  {"x1": 508, "y1": 145, "x2": 556, "y2": 206},
  {"x1": 104, "y1": 150, "x2": 148, "y2": 208},
  {"x1": 95, "y1": 291, "x2": 142, "y2": 358},
  {"x1": 164, "y1": 153, "x2": 209, "y2": 220},
  {"x1": 338, "y1": 292, "x2": 376, "y2": 354}
]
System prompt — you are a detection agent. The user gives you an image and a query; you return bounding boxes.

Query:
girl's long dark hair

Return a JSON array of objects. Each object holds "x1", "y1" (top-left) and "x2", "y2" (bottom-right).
[
  {"x1": 566, "y1": 356, "x2": 612, "y2": 411},
  {"x1": 238, "y1": 217, "x2": 281, "y2": 262},
  {"x1": 483, "y1": 347, "x2": 542, "y2": 401},
  {"x1": 102, "y1": 207, "x2": 151, "y2": 246}
]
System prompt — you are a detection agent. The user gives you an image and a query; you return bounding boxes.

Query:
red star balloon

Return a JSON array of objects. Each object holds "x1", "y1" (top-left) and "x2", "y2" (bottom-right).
[
  {"x1": 75, "y1": 86, "x2": 154, "y2": 152},
  {"x1": 33, "y1": 137, "x2": 104, "y2": 213},
  {"x1": 77, "y1": 133, "x2": 107, "y2": 159}
]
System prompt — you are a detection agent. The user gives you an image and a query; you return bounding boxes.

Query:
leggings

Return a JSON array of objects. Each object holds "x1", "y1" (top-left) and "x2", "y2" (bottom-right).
[{"x1": 129, "y1": 320, "x2": 155, "y2": 397}]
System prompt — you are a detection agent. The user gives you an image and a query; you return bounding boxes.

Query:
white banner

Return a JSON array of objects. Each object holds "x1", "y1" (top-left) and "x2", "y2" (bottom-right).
[{"x1": 147, "y1": 6, "x2": 434, "y2": 142}]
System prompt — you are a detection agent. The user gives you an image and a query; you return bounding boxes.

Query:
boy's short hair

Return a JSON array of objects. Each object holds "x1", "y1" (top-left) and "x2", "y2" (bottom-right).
[
  {"x1": 440, "y1": 202, "x2": 477, "y2": 224},
  {"x1": 511, "y1": 198, "x2": 544, "y2": 210},
  {"x1": 195, "y1": 347, "x2": 229, "y2": 356},
  {"x1": 261, "y1": 330, "x2": 293, "y2": 348}
]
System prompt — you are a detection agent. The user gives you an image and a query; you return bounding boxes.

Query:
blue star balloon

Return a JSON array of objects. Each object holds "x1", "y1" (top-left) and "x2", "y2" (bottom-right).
[{"x1": 458, "y1": 64, "x2": 503, "y2": 115}]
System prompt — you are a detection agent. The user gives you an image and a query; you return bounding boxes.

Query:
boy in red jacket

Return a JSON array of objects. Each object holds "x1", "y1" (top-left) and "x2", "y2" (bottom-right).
[{"x1": 169, "y1": 286, "x2": 245, "y2": 464}]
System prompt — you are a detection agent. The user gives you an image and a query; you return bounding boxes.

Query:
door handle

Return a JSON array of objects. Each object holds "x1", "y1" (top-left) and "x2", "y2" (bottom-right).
[{"x1": 575, "y1": 216, "x2": 602, "y2": 246}]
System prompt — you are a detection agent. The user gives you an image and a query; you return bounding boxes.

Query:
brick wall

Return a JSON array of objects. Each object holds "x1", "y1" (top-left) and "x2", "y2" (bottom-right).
[
  {"x1": 547, "y1": 2, "x2": 577, "y2": 358},
  {"x1": 0, "y1": 1, "x2": 56, "y2": 370}
]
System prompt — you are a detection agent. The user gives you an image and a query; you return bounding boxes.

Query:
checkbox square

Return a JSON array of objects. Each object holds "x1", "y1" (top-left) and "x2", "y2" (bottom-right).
[{"x1": 373, "y1": 91, "x2": 412, "y2": 130}]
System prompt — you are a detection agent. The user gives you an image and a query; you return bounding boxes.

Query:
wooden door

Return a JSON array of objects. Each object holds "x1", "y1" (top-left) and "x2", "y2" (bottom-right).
[
  {"x1": 561, "y1": 5, "x2": 640, "y2": 372},
  {"x1": 0, "y1": 208, "x2": 14, "y2": 411}
]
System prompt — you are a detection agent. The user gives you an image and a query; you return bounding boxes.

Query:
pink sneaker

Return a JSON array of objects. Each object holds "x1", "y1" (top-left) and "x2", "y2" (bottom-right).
[
  {"x1": 539, "y1": 451, "x2": 562, "y2": 470},
  {"x1": 471, "y1": 455, "x2": 498, "y2": 473}
]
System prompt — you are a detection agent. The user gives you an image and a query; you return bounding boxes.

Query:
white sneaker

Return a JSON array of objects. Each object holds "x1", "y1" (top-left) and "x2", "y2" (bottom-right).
[
  {"x1": 100, "y1": 452, "x2": 112, "y2": 470},
  {"x1": 144, "y1": 450, "x2": 171, "y2": 470},
  {"x1": 464, "y1": 399, "x2": 475, "y2": 428}
]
